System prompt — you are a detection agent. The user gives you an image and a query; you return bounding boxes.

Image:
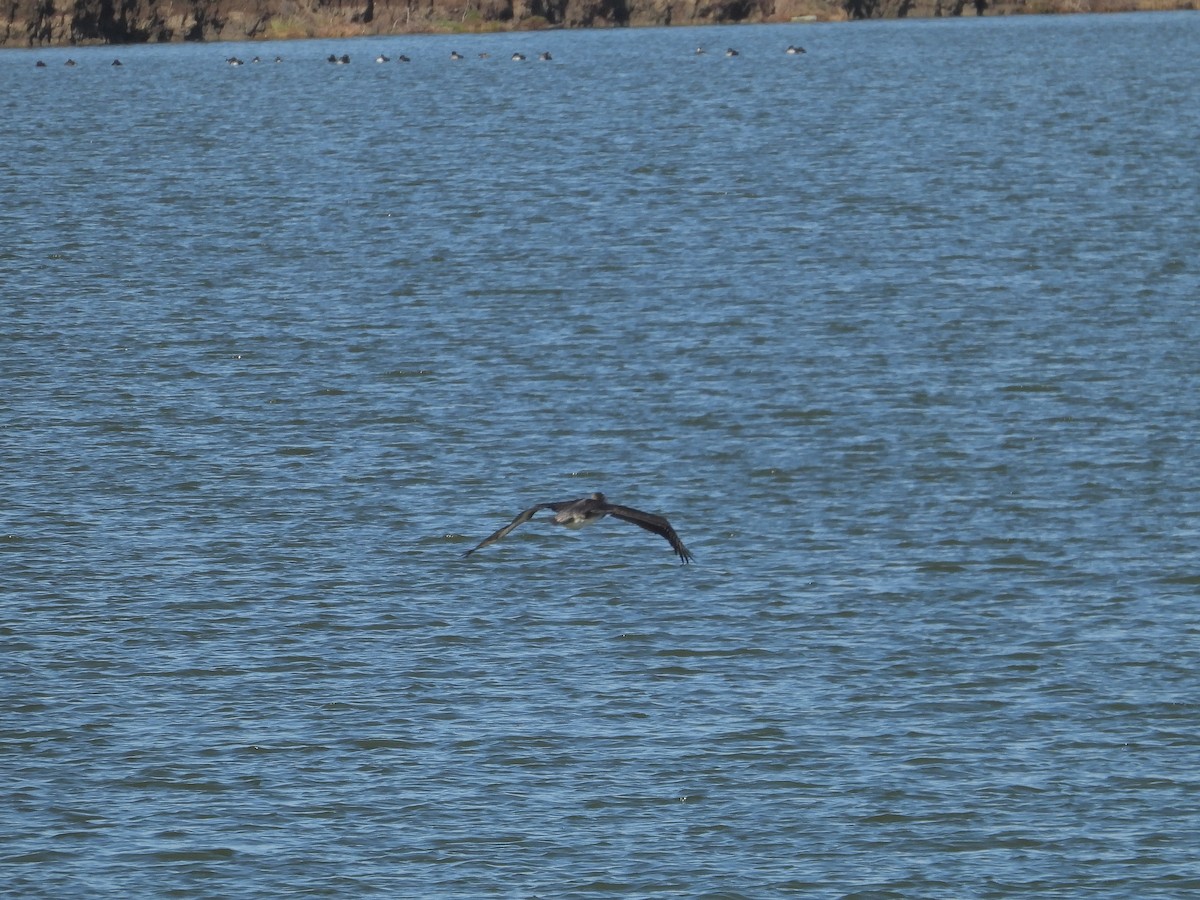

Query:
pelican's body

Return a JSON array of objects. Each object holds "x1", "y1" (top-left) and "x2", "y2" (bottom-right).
[{"x1": 462, "y1": 492, "x2": 693, "y2": 564}]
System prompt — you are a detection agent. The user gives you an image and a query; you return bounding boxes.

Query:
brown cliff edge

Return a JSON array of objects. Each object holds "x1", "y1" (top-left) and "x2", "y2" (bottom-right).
[{"x1": 3, "y1": 0, "x2": 1192, "y2": 48}]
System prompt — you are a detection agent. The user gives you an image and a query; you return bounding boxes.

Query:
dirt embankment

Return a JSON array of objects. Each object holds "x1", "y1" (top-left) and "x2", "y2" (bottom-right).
[{"x1": 2, "y1": 0, "x2": 1192, "y2": 48}]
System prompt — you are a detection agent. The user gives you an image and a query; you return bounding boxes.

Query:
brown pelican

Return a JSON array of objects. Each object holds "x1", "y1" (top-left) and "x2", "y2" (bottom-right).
[{"x1": 462, "y1": 492, "x2": 693, "y2": 564}]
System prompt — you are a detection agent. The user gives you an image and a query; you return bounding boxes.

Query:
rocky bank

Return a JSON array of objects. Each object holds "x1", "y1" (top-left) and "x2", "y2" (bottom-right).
[{"x1": 1, "y1": 0, "x2": 1191, "y2": 47}]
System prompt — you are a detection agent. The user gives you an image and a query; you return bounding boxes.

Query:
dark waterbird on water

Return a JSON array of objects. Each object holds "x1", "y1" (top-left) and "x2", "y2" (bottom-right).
[{"x1": 462, "y1": 492, "x2": 694, "y2": 564}]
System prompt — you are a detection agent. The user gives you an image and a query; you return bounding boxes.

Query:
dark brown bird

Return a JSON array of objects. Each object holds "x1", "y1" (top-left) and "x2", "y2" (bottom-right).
[{"x1": 462, "y1": 492, "x2": 693, "y2": 564}]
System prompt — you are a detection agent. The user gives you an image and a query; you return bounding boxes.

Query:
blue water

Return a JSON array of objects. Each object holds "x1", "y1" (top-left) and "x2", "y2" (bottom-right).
[{"x1": 3, "y1": 13, "x2": 1199, "y2": 896}]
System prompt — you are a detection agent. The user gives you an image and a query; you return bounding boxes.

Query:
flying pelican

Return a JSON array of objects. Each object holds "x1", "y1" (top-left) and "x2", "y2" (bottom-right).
[{"x1": 462, "y1": 492, "x2": 693, "y2": 564}]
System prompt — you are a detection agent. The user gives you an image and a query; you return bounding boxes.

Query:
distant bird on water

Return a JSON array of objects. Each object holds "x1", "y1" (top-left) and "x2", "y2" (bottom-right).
[
  {"x1": 462, "y1": 492, "x2": 693, "y2": 564},
  {"x1": 725, "y1": 48, "x2": 739, "y2": 57},
  {"x1": 786, "y1": 45, "x2": 806, "y2": 54},
  {"x1": 111, "y1": 58, "x2": 123, "y2": 66}
]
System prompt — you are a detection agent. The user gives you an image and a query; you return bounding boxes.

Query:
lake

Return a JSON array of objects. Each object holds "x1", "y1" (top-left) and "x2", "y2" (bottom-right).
[{"x1": 2, "y1": 12, "x2": 1199, "y2": 896}]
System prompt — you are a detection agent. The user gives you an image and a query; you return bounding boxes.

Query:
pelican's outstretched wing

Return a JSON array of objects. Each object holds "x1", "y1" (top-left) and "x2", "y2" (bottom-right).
[
  {"x1": 462, "y1": 503, "x2": 553, "y2": 557},
  {"x1": 605, "y1": 504, "x2": 694, "y2": 564}
]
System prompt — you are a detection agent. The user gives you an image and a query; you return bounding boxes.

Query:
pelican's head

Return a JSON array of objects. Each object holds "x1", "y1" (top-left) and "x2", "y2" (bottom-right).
[{"x1": 590, "y1": 492, "x2": 607, "y2": 503}]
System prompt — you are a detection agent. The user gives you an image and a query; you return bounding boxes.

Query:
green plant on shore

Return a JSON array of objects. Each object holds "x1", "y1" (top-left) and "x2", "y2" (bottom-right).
[{"x1": 264, "y1": 16, "x2": 315, "y2": 39}]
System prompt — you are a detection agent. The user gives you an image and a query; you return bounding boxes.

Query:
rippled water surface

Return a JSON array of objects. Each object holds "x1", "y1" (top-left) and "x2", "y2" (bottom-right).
[{"x1": 3, "y1": 12, "x2": 1199, "y2": 896}]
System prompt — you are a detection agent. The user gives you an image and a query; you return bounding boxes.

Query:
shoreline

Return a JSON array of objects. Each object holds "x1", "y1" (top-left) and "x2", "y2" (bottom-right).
[{"x1": 2, "y1": 0, "x2": 1193, "y2": 49}]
